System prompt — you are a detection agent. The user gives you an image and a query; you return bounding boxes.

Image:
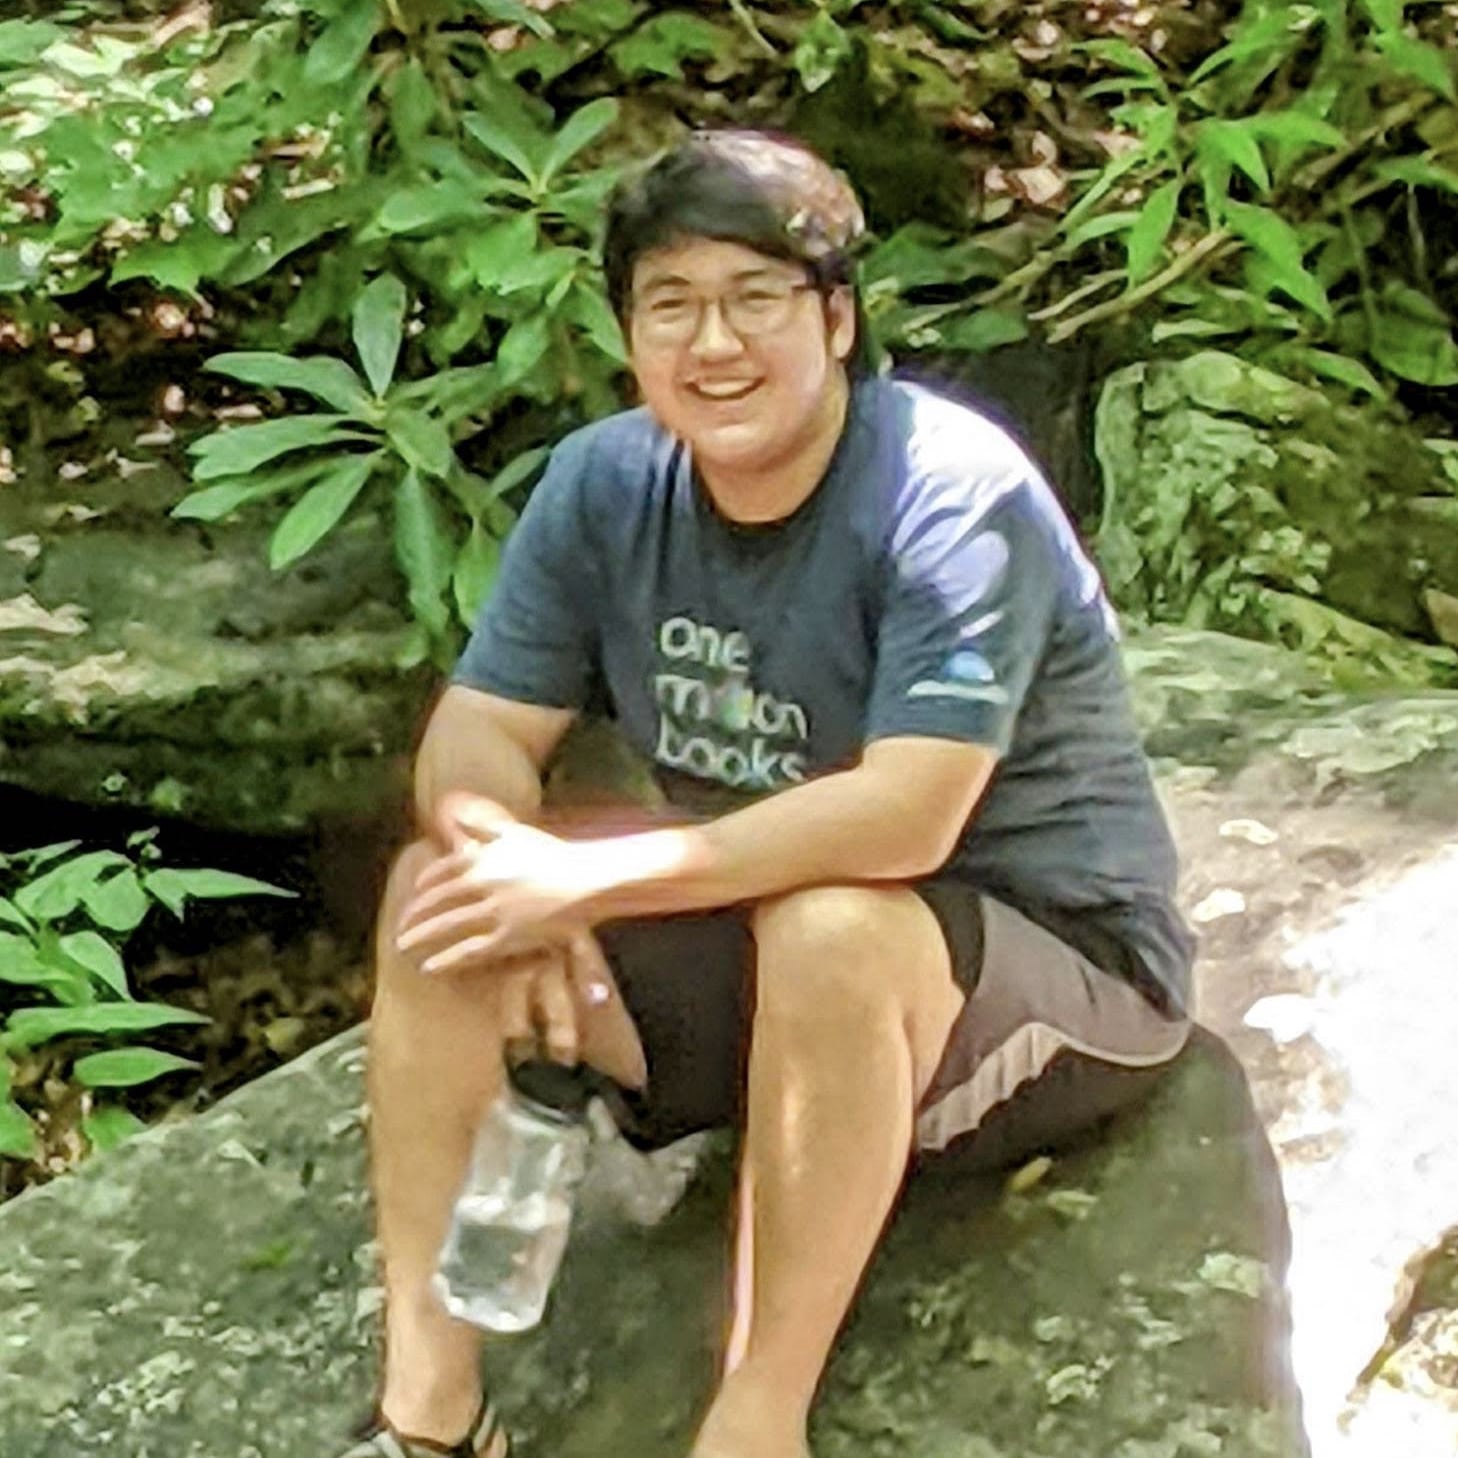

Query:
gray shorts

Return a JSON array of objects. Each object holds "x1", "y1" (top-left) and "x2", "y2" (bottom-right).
[{"x1": 595, "y1": 883, "x2": 1190, "y2": 1167}]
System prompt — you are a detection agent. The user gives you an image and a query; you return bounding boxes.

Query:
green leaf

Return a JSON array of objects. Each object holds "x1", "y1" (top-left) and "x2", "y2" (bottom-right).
[
  {"x1": 73, "y1": 1047, "x2": 201, "y2": 1090},
  {"x1": 375, "y1": 181, "x2": 484, "y2": 236},
  {"x1": 81, "y1": 1105, "x2": 145, "y2": 1154},
  {"x1": 268, "y1": 453, "x2": 382, "y2": 570},
  {"x1": 1063, "y1": 211, "x2": 1140, "y2": 249},
  {"x1": 0, "y1": 20, "x2": 65, "y2": 68},
  {"x1": 1126, "y1": 181, "x2": 1181, "y2": 283},
  {"x1": 8, "y1": 840, "x2": 81, "y2": 871},
  {"x1": 1247, "y1": 111, "x2": 1345, "y2": 152},
  {"x1": 1077, "y1": 38, "x2": 1163, "y2": 80},
  {"x1": 487, "y1": 447, "x2": 550, "y2": 503},
  {"x1": 1358, "y1": 0, "x2": 1403, "y2": 31},
  {"x1": 1060, "y1": 146, "x2": 1152, "y2": 237},
  {"x1": 1287, "y1": 348, "x2": 1386, "y2": 398},
  {"x1": 1150, "y1": 316, "x2": 1246, "y2": 342},
  {"x1": 1224, "y1": 202, "x2": 1331, "y2": 320},
  {"x1": 303, "y1": 1, "x2": 382, "y2": 86},
  {"x1": 0, "y1": 1098, "x2": 36, "y2": 1159},
  {"x1": 468, "y1": 214, "x2": 541, "y2": 289},
  {"x1": 1189, "y1": 6, "x2": 1312, "y2": 87},
  {"x1": 861, "y1": 224, "x2": 1006, "y2": 289},
  {"x1": 610, "y1": 11, "x2": 726, "y2": 80},
  {"x1": 143, "y1": 869, "x2": 297, "y2": 906},
  {"x1": 464, "y1": 0, "x2": 558, "y2": 37},
  {"x1": 386, "y1": 410, "x2": 454, "y2": 479},
  {"x1": 497, "y1": 313, "x2": 553, "y2": 385},
  {"x1": 567, "y1": 282, "x2": 627, "y2": 365},
  {"x1": 0, "y1": 933, "x2": 85, "y2": 998},
  {"x1": 1375, "y1": 156, "x2": 1458, "y2": 195},
  {"x1": 0, "y1": 897, "x2": 33, "y2": 932},
  {"x1": 171, "y1": 473, "x2": 311, "y2": 524},
  {"x1": 396, "y1": 469, "x2": 456, "y2": 637},
  {"x1": 400, "y1": 364, "x2": 503, "y2": 427},
  {"x1": 5, "y1": 1001, "x2": 209, "y2": 1052},
  {"x1": 793, "y1": 11, "x2": 853, "y2": 93},
  {"x1": 1369, "y1": 286, "x2": 1458, "y2": 386},
  {"x1": 13, "y1": 851, "x2": 130, "y2": 922},
  {"x1": 190, "y1": 416, "x2": 360, "y2": 482},
  {"x1": 109, "y1": 230, "x2": 239, "y2": 297},
  {"x1": 542, "y1": 98, "x2": 619, "y2": 182},
  {"x1": 453, "y1": 523, "x2": 502, "y2": 625},
  {"x1": 463, "y1": 109, "x2": 544, "y2": 187},
  {"x1": 204, "y1": 353, "x2": 370, "y2": 413},
  {"x1": 1372, "y1": 33, "x2": 1456, "y2": 102},
  {"x1": 172, "y1": 457, "x2": 342, "y2": 522},
  {"x1": 1198, "y1": 120, "x2": 1270, "y2": 193},
  {"x1": 353, "y1": 273, "x2": 409, "y2": 397},
  {"x1": 389, "y1": 58, "x2": 438, "y2": 155},
  {"x1": 488, "y1": 247, "x2": 579, "y2": 296},
  {"x1": 82, "y1": 868, "x2": 150, "y2": 934},
  {"x1": 57, "y1": 931, "x2": 128, "y2": 998},
  {"x1": 940, "y1": 308, "x2": 1029, "y2": 353}
]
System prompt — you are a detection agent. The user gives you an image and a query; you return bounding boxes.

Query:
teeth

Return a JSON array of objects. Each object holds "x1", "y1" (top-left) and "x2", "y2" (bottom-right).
[{"x1": 695, "y1": 382, "x2": 758, "y2": 399}]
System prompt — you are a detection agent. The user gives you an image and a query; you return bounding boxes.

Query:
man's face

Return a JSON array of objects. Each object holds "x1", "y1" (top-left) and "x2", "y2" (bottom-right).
[{"x1": 625, "y1": 237, "x2": 856, "y2": 486}]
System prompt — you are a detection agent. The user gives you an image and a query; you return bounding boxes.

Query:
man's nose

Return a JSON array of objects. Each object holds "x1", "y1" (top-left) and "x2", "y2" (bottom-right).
[{"x1": 688, "y1": 299, "x2": 743, "y2": 358}]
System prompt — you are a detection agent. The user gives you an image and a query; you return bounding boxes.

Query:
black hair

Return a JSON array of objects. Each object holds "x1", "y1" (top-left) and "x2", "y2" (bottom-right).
[{"x1": 602, "y1": 129, "x2": 876, "y2": 375}]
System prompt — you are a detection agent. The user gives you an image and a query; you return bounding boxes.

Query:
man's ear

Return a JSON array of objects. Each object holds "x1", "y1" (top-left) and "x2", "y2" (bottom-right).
[{"x1": 827, "y1": 286, "x2": 857, "y2": 364}]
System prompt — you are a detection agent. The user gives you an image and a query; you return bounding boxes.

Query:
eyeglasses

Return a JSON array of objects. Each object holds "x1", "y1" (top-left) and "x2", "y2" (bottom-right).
[{"x1": 630, "y1": 281, "x2": 818, "y2": 346}]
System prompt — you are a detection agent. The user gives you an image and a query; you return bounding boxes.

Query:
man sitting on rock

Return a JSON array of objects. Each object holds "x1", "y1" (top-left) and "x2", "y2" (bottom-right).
[{"x1": 349, "y1": 130, "x2": 1196, "y2": 1458}]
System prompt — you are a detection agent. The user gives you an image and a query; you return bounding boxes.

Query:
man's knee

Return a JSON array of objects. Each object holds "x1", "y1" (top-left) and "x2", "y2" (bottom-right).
[
  {"x1": 372, "y1": 839, "x2": 445, "y2": 999},
  {"x1": 751, "y1": 885, "x2": 932, "y2": 1014}
]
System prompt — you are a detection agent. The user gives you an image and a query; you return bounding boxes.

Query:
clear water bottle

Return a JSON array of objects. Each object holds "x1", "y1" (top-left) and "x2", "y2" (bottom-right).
[{"x1": 433, "y1": 1059, "x2": 595, "y2": 1333}]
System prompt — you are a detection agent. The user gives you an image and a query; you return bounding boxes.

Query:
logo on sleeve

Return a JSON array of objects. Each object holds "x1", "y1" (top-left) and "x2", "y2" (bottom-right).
[{"x1": 907, "y1": 648, "x2": 1009, "y2": 705}]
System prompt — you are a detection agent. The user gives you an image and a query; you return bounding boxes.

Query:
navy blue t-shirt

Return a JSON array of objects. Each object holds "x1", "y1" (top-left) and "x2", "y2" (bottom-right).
[{"x1": 454, "y1": 376, "x2": 1195, "y2": 1011}]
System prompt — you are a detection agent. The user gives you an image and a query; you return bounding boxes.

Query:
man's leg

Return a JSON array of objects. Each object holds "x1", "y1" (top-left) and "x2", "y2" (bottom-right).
[
  {"x1": 368, "y1": 840, "x2": 648, "y2": 1445},
  {"x1": 693, "y1": 885, "x2": 965, "y2": 1458}
]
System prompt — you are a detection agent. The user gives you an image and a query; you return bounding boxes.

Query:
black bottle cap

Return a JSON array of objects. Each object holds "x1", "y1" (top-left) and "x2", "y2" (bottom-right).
[{"x1": 507, "y1": 1058, "x2": 599, "y2": 1119}]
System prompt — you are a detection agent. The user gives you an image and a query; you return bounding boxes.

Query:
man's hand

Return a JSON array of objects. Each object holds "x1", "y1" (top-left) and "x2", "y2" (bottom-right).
[
  {"x1": 490, "y1": 934, "x2": 612, "y2": 1066},
  {"x1": 400, "y1": 797, "x2": 610, "y2": 973}
]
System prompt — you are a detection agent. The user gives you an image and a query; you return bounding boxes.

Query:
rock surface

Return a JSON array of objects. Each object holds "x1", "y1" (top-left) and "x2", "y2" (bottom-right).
[
  {"x1": 1095, "y1": 351, "x2": 1458, "y2": 689},
  {"x1": 0, "y1": 1024, "x2": 1302, "y2": 1458},
  {"x1": 3, "y1": 627, "x2": 1458, "y2": 1457},
  {"x1": 0, "y1": 459, "x2": 430, "y2": 832}
]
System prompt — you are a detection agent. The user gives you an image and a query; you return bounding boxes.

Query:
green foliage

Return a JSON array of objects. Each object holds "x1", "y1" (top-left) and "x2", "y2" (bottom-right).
[
  {"x1": 2, "y1": 0, "x2": 1455, "y2": 680},
  {"x1": 0, "y1": 834, "x2": 294, "y2": 1162}
]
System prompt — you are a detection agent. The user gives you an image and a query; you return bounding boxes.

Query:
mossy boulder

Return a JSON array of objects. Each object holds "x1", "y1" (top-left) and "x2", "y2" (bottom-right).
[
  {"x1": 0, "y1": 1023, "x2": 1304, "y2": 1458},
  {"x1": 1095, "y1": 351, "x2": 1458, "y2": 688},
  {"x1": 0, "y1": 458, "x2": 430, "y2": 832}
]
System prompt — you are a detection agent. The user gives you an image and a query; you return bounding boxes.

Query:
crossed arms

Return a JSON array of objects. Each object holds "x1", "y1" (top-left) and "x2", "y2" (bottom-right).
[{"x1": 399, "y1": 684, "x2": 998, "y2": 982}]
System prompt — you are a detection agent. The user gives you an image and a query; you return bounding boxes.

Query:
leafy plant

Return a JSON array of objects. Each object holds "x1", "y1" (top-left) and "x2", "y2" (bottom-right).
[
  {"x1": 170, "y1": 272, "x2": 532, "y2": 664},
  {"x1": 0, "y1": 831, "x2": 294, "y2": 1162}
]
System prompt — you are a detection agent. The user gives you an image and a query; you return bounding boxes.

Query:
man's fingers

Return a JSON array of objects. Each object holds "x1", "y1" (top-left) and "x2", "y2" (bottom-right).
[
  {"x1": 412, "y1": 850, "x2": 466, "y2": 891},
  {"x1": 565, "y1": 932, "x2": 613, "y2": 1008},
  {"x1": 531, "y1": 959, "x2": 580, "y2": 1065},
  {"x1": 435, "y1": 791, "x2": 516, "y2": 854},
  {"x1": 398, "y1": 895, "x2": 494, "y2": 957},
  {"x1": 498, "y1": 968, "x2": 534, "y2": 1049}
]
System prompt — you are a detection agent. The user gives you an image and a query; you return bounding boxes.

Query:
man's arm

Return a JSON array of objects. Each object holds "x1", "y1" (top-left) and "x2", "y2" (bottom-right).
[
  {"x1": 570, "y1": 736, "x2": 998, "y2": 921},
  {"x1": 413, "y1": 684, "x2": 574, "y2": 840},
  {"x1": 397, "y1": 736, "x2": 999, "y2": 972}
]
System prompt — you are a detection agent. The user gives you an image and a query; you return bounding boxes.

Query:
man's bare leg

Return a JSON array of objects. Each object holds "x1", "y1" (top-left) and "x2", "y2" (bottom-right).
[
  {"x1": 693, "y1": 886, "x2": 964, "y2": 1458},
  {"x1": 369, "y1": 840, "x2": 648, "y2": 1445}
]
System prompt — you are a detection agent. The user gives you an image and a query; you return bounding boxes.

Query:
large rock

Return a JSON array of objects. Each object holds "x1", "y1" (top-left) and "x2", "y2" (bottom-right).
[
  {"x1": 0, "y1": 1025, "x2": 1302, "y2": 1458},
  {"x1": 1095, "y1": 351, "x2": 1458, "y2": 687},
  {"x1": 0, "y1": 457, "x2": 431, "y2": 832},
  {"x1": 5, "y1": 626, "x2": 1458, "y2": 1457}
]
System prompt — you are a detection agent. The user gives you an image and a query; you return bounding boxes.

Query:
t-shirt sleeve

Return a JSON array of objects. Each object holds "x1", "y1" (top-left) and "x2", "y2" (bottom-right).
[
  {"x1": 866, "y1": 473, "x2": 1062, "y2": 756},
  {"x1": 451, "y1": 441, "x2": 598, "y2": 708}
]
